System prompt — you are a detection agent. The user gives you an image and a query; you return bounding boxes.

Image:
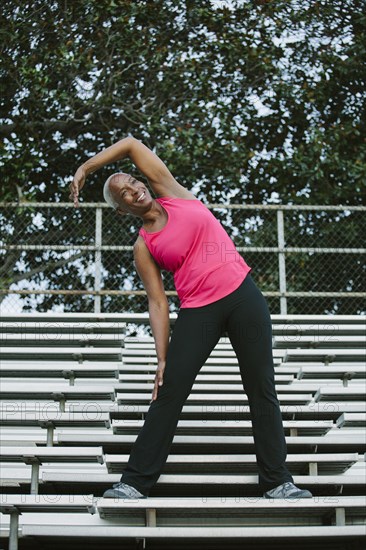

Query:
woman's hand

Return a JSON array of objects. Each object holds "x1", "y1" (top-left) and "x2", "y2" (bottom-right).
[
  {"x1": 69, "y1": 166, "x2": 86, "y2": 207},
  {"x1": 68, "y1": 138, "x2": 133, "y2": 207},
  {"x1": 151, "y1": 359, "x2": 166, "y2": 403}
]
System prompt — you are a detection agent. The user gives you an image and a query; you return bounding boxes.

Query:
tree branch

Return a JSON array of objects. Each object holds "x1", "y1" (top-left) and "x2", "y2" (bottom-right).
[
  {"x1": 0, "y1": 111, "x2": 130, "y2": 137},
  {"x1": 2, "y1": 250, "x2": 86, "y2": 287}
]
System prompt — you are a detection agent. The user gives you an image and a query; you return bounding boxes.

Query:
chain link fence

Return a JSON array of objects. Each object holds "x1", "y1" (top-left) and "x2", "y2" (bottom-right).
[{"x1": 0, "y1": 202, "x2": 365, "y2": 316}]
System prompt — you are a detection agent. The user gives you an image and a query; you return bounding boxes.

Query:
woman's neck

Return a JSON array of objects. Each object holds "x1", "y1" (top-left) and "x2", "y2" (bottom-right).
[{"x1": 141, "y1": 199, "x2": 168, "y2": 232}]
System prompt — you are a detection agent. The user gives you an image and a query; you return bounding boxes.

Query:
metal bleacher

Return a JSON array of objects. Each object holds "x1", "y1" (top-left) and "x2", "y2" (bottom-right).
[{"x1": 0, "y1": 313, "x2": 365, "y2": 550}]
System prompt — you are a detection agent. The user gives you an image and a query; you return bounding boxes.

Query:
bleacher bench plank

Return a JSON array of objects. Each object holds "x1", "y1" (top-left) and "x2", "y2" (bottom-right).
[
  {"x1": 0, "y1": 363, "x2": 119, "y2": 379},
  {"x1": 41, "y1": 471, "x2": 366, "y2": 491},
  {"x1": 104, "y1": 452, "x2": 358, "y2": 475},
  {"x1": 273, "y1": 335, "x2": 366, "y2": 349},
  {"x1": 271, "y1": 323, "x2": 366, "y2": 335},
  {"x1": 284, "y1": 349, "x2": 365, "y2": 363},
  {"x1": 111, "y1": 418, "x2": 334, "y2": 436},
  {"x1": 1, "y1": 313, "x2": 364, "y2": 323},
  {"x1": 20, "y1": 524, "x2": 366, "y2": 539},
  {"x1": 0, "y1": 333, "x2": 124, "y2": 347},
  {"x1": 297, "y1": 366, "x2": 365, "y2": 380},
  {"x1": 0, "y1": 412, "x2": 111, "y2": 428},
  {"x1": 0, "y1": 446, "x2": 104, "y2": 464},
  {"x1": 96, "y1": 494, "x2": 366, "y2": 519},
  {"x1": 116, "y1": 382, "x2": 359, "y2": 393},
  {"x1": 60, "y1": 402, "x2": 366, "y2": 420},
  {"x1": 118, "y1": 373, "x2": 295, "y2": 384},
  {"x1": 0, "y1": 494, "x2": 95, "y2": 514},
  {"x1": 56, "y1": 433, "x2": 366, "y2": 453},
  {"x1": 116, "y1": 391, "x2": 313, "y2": 405},
  {"x1": 336, "y1": 413, "x2": 366, "y2": 428},
  {"x1": 0, "y1": 322, "x2": 126, "y2": 334},
  {"x1": 0, "y1": 385, "x2": 115, "y2": 409},
  {"x1": 122, "y1": 354, "x2": 285, "y2": 364},
  {"x1": 0, "y1": 347, "x2": 122, "y2": 361},
  {"x1": 314, "y1": 387, "x2": 366, "y2": 402}
]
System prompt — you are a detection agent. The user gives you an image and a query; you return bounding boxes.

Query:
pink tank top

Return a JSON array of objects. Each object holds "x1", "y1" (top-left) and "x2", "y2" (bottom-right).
[{"x1": 139, "y1": 197, "x2": 252, "y2": 308}]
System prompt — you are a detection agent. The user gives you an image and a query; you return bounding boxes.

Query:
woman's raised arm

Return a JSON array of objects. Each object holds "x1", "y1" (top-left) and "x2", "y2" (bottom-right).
[{"x1": 69, "y1": 136, "x2": 195, "y2": 206}]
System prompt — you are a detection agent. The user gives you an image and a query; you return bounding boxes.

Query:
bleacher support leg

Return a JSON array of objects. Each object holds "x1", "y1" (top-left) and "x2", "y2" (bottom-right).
[
  {"x1": 336, "y1": 507, "x2": 346, "y2": 526},
  {"x1": 46, "y1": 423, "x2": 54, "y2": 446},
  {"x1": 342, "y1": 373, "x2": 354, "y2": 387},
  {"x1": 30, "y1": 462, "x2": 40, "y2": 494},
  {"x1": 309, "y1": 462, "x2": 318, "y2": 475},
  {"x1": 52, "y1": 392, "x2": 66, "y2": 412},
  {"x1": 146, "y1": 508, "x2": 156, "y2": 526},
  {"x1": 9, "y1": 510, "x2": 19, "y2": 550}
]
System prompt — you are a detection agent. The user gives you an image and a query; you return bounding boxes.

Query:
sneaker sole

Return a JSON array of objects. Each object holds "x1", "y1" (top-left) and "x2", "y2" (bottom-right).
[
  {"x1": 264, "y1": 493, "x2": 313, "y2": 499},
  {"x1": 103, "y1": 490, "x2": 147, "y2": 499}
]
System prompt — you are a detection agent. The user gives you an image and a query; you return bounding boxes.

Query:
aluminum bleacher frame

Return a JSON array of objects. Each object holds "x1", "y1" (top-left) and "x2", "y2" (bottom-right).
[{"x1": 0, "y1": 313, "x2": 365, "y2": 550}]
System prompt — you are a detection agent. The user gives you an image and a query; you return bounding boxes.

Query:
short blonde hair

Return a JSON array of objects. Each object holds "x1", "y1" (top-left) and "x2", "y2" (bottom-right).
[{"x1": 103, "y1": 172, "x2": 130, "y2": 209}]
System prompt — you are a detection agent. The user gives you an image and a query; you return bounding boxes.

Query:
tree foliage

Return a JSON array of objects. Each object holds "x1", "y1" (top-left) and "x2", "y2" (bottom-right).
[{"x1": 1, "y1": 0, "x2": 365, "y2": 203}]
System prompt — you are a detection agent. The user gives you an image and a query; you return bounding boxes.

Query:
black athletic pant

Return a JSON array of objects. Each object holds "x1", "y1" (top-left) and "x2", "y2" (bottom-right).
[{"x1": 120, "y1": 273, "x2": 294, "y2": 495}]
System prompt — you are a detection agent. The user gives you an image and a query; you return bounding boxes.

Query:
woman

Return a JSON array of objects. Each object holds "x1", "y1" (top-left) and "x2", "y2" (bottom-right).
[{"x1": 70, "y1": 136, "x2": 312, "y2": 500}]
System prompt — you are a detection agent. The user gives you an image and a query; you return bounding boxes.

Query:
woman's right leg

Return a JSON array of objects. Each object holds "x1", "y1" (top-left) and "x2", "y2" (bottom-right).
[{"x1": 119, "y1": 303, "x2": 225, "y2": 496}]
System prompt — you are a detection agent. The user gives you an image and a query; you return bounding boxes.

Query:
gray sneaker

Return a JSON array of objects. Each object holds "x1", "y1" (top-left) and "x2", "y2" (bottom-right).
[
  {"x1": 102, "y1": 482, "x2": 147, "y2": 499},
  {"x1": 263, "y1": 481, "x2": 313, "y2": 499}
]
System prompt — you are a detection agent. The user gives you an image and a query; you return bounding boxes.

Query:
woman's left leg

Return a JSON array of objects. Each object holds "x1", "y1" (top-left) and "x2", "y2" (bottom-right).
[{"x1": 223, "y1": 274, "x2": 294, "y2": 493}]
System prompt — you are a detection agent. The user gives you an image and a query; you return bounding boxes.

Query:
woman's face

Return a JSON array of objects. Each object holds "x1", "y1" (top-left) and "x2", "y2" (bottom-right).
[{"x1": 109, "y1": 174, "x2": 152, "y2": 216}]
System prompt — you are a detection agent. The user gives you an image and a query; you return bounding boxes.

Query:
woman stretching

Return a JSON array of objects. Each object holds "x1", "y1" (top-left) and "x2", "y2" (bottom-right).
[{"x1": 70, "y1": 136, "x2": 312, "y2": 500}]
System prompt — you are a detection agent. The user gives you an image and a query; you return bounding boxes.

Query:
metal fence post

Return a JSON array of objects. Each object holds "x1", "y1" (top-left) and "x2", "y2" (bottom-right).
[
  {"x1": 277, "y1": 209, "x2": 287, "y2": 315},
  {"x1": 94, "y1": 207, "x2": 102, "y2": 313}
]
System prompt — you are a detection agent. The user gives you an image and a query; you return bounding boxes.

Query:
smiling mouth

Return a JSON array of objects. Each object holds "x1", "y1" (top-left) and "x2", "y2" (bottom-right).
[{"x1": 136, "y1": 191, "x2": 146, "y2": 202}]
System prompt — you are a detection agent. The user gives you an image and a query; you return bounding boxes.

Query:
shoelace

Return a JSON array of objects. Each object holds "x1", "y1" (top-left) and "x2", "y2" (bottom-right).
[
  {"x1": 267, "y1": 482, "x2": 296, "y2": 496},
  {"x1": 112, "y1": 482, "x2": 142, "y2": 497},
  {"x1": 281, "y1": 482, "x2": 298, "y2": 495}
]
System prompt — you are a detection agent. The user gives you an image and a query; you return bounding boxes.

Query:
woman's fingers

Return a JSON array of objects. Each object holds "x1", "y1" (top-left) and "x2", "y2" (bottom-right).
[
  {"x1": 151, "y1": 369, "x2": 164, "y2": 402},
  {"x1": 69, "y1": 186, "x2": 79, "y2": 207},
  {"x1": 69, "y1": 179, "x2": 80, "y2": 205},
  {"x1": 151, "y1": 379, "x2": 160, "y2": 401},
  {"x1": 69, "y1": 167, "x2": 86, "y2": 207},
  {"x1": 69, "y1": 184, "x2": 79, "y2": 204}
]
